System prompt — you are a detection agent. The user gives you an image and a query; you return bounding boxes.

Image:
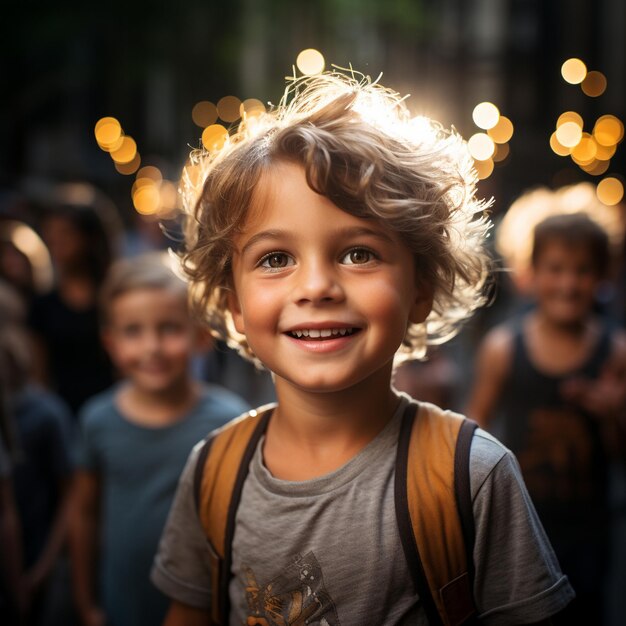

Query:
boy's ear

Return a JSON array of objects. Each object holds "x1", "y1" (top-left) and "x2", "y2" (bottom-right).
[
  {"x1": 227, "y1": 289, "x2": 246, "y2": 335},
  {"x1": 409, "y1": 286, "x2": 434, "y2": 325}
]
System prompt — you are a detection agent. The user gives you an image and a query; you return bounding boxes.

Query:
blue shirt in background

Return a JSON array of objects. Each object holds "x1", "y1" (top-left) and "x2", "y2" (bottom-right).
[{"x1": 77, "y1": 383, "x2": 249, "y2": 626}]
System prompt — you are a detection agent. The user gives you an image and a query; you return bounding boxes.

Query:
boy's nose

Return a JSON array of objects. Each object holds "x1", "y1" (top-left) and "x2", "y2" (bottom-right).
[{"x1": 294, "y1": 261, "x2": 345, "y2": 305}]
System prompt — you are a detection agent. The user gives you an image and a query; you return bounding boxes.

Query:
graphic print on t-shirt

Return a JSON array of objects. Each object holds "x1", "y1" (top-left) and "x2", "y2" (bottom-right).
[
  {"x1": 243, "y1": 551, "x2": 341, "y2": 626},
  {"x1": 516, "y1": 408, "x2": 594, "y2": 502}
]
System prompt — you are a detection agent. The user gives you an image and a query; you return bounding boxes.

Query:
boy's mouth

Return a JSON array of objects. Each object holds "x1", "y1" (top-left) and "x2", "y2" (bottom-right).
[{"x1": 286, "y1": 328, "x2": 359, "y2": 339}]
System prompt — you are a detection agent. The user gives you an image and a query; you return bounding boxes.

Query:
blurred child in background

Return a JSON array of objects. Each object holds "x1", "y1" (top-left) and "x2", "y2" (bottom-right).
[
  {"x1": 70, "y1": 254, "x2": 248, "y2": 626},
  {"x1": 28, "y1": 184, "x2": 120, "y2": 416},
  {"x1": 468, "y1": 211, "x2": 626, "y2": 625},
  {"x1": 0, "y1": 279, "x2": 75, "y2": 626}
]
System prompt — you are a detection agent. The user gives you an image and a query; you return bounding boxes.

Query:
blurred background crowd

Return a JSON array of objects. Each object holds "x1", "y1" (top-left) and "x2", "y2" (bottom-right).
[{"x1": 1, "y1": 1, "x2": 625, "y2": 625}]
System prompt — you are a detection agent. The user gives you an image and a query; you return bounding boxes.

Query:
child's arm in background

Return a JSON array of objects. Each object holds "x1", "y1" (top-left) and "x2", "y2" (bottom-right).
[
  {"x1": 465, "y1": 325, "x2": 513, "y2": 428},
  {"x1": 560, "y1": 330, "x2": 626, "y2": 457},
  {"x1": 69, "y1": 469, "x2": 106, "y2": 626},
  {"x1": 26, "y1": 475, "x2": 73, "y2": 594},
  {"x1": 162, "y1": 601, "x2": 211, "y2": 626}
]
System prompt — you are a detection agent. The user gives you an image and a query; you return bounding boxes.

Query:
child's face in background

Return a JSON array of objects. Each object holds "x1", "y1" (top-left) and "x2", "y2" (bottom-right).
[
  {"x1": 104, "y1": 288, "x2": 194, "y2": 395},
  {"x1": 41, "y1": 215, "x2": 87, "y2": 269},
  {"x1": 532, "y1": 239, "x2": 600, "y2": 326},
  {"x1": 228, "y1": 161, "x2": 431, "y2": 396}
]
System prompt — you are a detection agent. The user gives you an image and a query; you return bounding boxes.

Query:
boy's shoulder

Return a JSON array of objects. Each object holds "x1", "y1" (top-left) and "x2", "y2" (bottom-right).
[{"x1": 77, "y1": 384, "x2": 120, "y2": 427}]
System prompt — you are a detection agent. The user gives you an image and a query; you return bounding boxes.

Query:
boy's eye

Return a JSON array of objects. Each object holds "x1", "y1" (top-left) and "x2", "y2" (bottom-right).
[
  {"x1": 259, "y1": 252, "x2": 293, "y2": 269},
  {"x1": 341, "y1": 248, "x2": 375, "y2": 265}
]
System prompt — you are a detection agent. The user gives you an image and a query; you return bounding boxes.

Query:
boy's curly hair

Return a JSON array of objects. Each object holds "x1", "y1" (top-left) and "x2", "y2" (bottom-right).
[{"x1": 181, "y1": 70, "x2": 492, "y2": 367}]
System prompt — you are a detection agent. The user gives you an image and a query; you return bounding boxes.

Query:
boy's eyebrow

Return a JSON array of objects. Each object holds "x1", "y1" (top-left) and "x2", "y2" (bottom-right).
[{"x1": 239, "y1": 226, "x2": 395, "y2": 255}]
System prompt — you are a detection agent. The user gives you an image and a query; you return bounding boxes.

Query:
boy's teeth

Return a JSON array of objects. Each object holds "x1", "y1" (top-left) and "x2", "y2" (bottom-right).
[{"x1": 290, "y1": 328, "x2": 354, "y2": 338}]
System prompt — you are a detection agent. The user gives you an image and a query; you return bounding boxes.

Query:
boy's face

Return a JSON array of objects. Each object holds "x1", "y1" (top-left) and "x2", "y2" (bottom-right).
[
  {"x1": 228, "y1": 161, "x2": 432, "y2": 395},
  {"x1": 532, "y1": 239, "x2": 600, "y2": 326},
  {"x1": 103, "y1": 288, "x2": 194, "y2": 394}
]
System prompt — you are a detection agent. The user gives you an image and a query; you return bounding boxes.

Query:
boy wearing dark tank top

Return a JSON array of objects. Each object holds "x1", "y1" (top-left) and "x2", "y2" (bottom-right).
[{"x1": 468, "y1": 212, "x2": 626, "y2": 625}]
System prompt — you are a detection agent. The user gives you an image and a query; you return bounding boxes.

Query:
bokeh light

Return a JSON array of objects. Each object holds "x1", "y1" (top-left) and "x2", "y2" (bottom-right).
[
  {"x1": 556, "y1": 111, "x2": 583, "y2": 129},
  {"x1": 240, "y1": 98, "x2": 266, "y2": 118},
  {"x1": 473, "y1": 158, "x2": 494, "y2": 180},
  {"x1": 555, "y1": 122, "x2": 583, "y2": 148},
  {"x1": 202, "y1": 124, "x2": 229, "y2": 151},
  {"x1": 581, "y1": 160, "x2": 610, "y2": 176},
  {"x1": 596, "y1": 177, "x2": 624, "y2": 206},
  {"x1": 593, "y1": 115, "x2": 624, "y2": 146},
  {"x1": 550, "y1": 132, "x2": 571, "y2": 156},
  {"x1": 581, "y1": 71, "x2": 607, "y2": 97},
  {"x1": 95, "y1": 117, "x2": 122, "y2": 151},
  {"x1": 296, "y1": 49, "x2": 325, "y2": 75},
  {"x1": 595, "y1": 143, "x2": 617, "y2": 160},
  {"x1": 110, "y1": 136, "x2": 138, "y2": 164},
  {"x1": 570, "y1": 134, "x2": 597, "y2": 163},
  {"x1": 136, "y1": 165, "x2": 162, "y2": 183},
  {"x1": 472, "y1": 102, "x2": 500, "y2": 130},
  {"x1": 192, "y1": 101, "x2": 218, "y2": 128},
  {"x1": 493, "y1": 142, "x2": 510, "y2": 162},
  {"x1": 114, "y1": 153, "x2": 141, "y2": 175},
  {"x1": 217, "y1": 96, "x2": 242, "y2": 123},
  {"x1": 132, "y1": 184, "x2": 161, "y2": 215},
  {"x1": 561, "y1": 58, "x2": 587, "y2": 84},
  {"x1": 468, "y1": 133, "x2": 495, "y2": 161},
  {"x1": 487, "y1": 116, "x2": 514, "y2": 143}
]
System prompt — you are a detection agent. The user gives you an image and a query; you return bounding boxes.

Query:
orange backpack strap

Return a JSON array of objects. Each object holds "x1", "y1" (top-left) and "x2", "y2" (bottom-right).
[
  {"x1": 395, "y1": 401, "x2": 479, "y2": 626},
  {"x1": 193, "y1": 405, "x2": 275, "y2": 625}
]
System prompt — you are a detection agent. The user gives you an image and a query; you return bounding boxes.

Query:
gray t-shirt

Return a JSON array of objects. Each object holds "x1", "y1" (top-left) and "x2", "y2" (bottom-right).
[{"x1": 152, "y1": 395, "x2": 574, "y2": 625}]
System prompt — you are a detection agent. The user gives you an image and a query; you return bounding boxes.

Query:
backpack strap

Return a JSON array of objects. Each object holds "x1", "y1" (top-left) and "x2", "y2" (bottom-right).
[
  {"x1": 194, "y1": 405, "x2": 275, "y2": 625},
  {"x1": 395, "y1": 401, "x2": 479, "y2": 626}
]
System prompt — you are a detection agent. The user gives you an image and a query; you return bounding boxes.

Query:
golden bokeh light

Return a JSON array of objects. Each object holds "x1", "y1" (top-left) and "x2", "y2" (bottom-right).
[
  {"x1": 473, "y1": 158, "x2": 494, "y2": 180},
  {"x1": 114, "y1": 153, "x2": 141, "y2": 175},
  {"x1": 593, "y1": 115, "x2": 624, "y2": 146},
  {"x1": 550, "y1": 132, "x2": 570, "y2": 156},
  {"x1": 596, "y1": 177, "x2": 624, "y2": 206},
  {"x1": 571, "y1": 134, "x2": 597, "y2": 163},
  {"x1": 487, "y1": 116, "x2": 514, "y2": 143},
  {"x1": 136, "y1": 166, "x2": 162, "y2": 183},
  {"x1": 131, "y1": 177, "x2": 155, "y2": 196},
  {"x1": 581, "y1": 160, "x2": 610, "y2": 176},
  {"x1": 468, "y1": 133, "x2": 495, "y2": 161},
  {"x1": 472, "y1": 102, "x2": 500, "y2": 130},
  {"x1": 555, "y1": 122, "x2": 583, "y2": 148},
  {"x1": 595, "y1": 143, "x2": 617, "y2": 160},
  {"x1": 217, "y1": 96, "x2": 242, "y2": 123},
  {"x1": 296, "y1": 49, "x2": 325, "y2": 76},
  {"x1": 561, "y1": 58, "x2": 587, "y2": 84},
  {"x1": 95, "y1": 117, "x2": 123, "y2": 151},
  {"x1": 192, "y1": 101, "x2": 218, "y2": 128},
  {"x1": 202, "y1": 124, "x2": 229, "y2": 151},
  {"x1": 493, "y1": 142, "x2": 510, "y2": 162},
  {"x1": 556, "y1": 111, "x2": 583, "y2": 129},
  {"x1": 110, "y1": 136, "x2": 137, "y2": 164},
  {"x1": 240, "y1": 98, "x2": 266, "y2": 118},
  {"x1": 581, "y1": 71, "x2": 607, "y2": 97},
  {"x1": 132, "y1": 184, "x2": 161, "y2": 215}
]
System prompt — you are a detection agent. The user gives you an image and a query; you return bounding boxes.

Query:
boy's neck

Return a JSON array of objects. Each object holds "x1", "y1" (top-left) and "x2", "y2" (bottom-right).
[
  {"x1": 263, "y1": 367, "x2": 400, "y2": 480},
  {"x1": 116, "y1": 378, "x2": 200, "y2": 427},
  {"x1": 533, "y1": 309, "x2": 591, "y2": 337}
]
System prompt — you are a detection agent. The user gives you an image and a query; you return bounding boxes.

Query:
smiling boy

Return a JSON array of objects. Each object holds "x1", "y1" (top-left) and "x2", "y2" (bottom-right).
[
  {"x1": 69, "y1": 255, "x2": 248, "y2": 626},
  {"x1": 152, "y1": 72, "x2": 574, "y2": 625}
]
